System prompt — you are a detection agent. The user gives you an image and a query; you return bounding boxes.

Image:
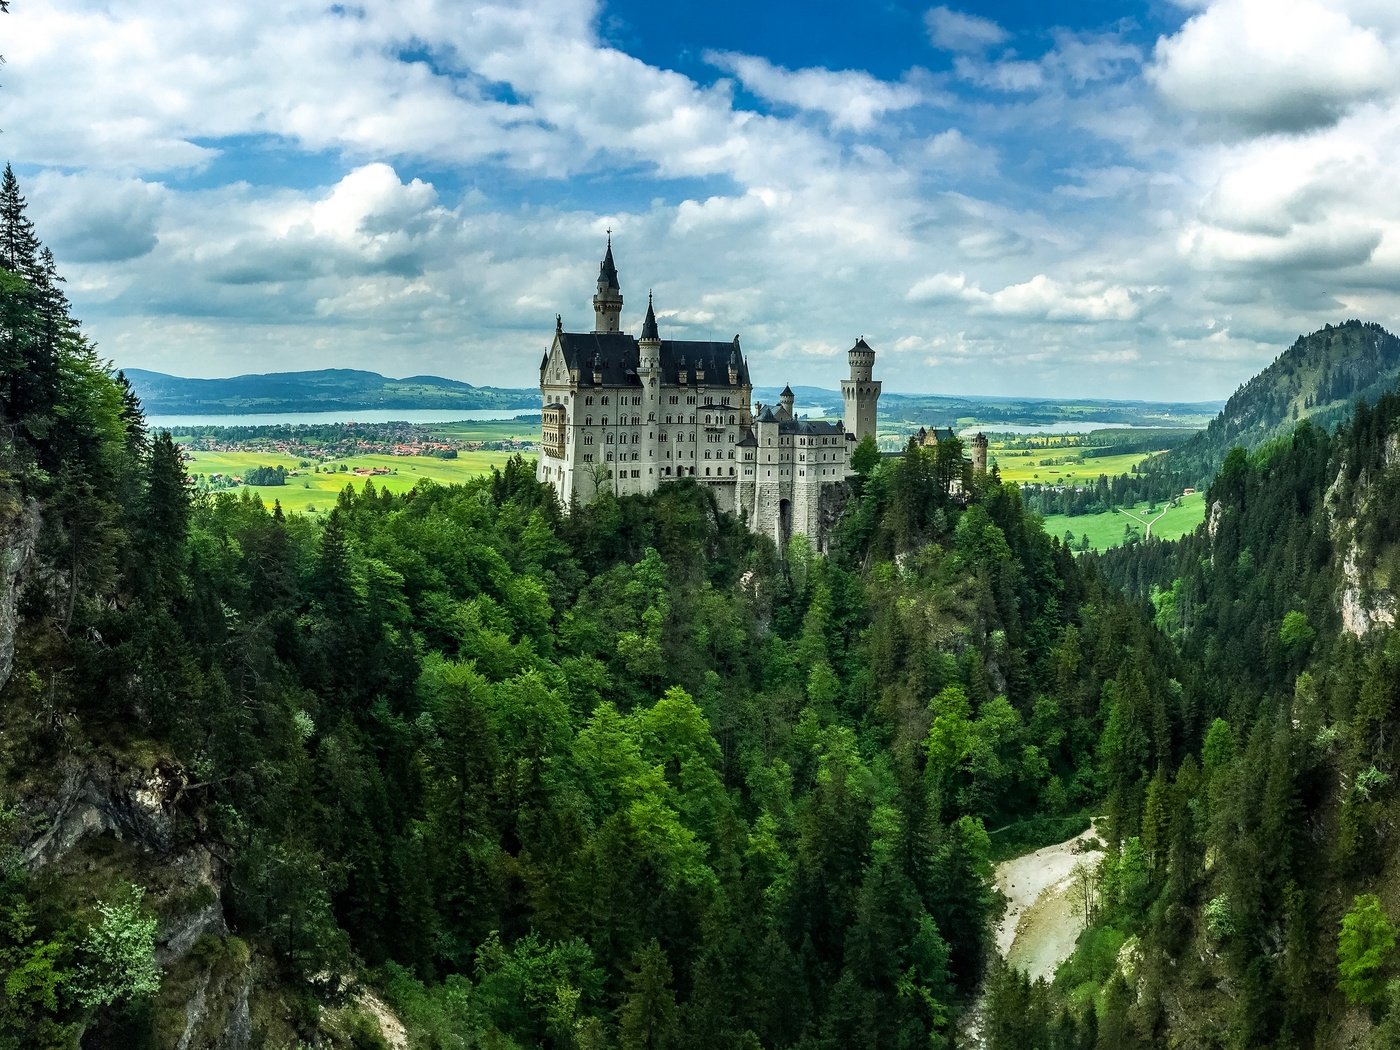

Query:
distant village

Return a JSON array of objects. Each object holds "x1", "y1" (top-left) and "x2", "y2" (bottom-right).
[
  {"x1": 176, "y1": 420, "x2": 539, "y2": 490},
  {"x1": 177, "y1": 419, "x2": 537, "y2": 458}
]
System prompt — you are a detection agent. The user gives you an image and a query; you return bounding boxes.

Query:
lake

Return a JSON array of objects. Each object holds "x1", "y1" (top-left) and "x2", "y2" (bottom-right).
[
  {"x1": 957, "y1": 421, "x2": 1191, "y2": 436},
  {"x1": 148, "y1": 407, "x2": 540, "y2": 428}
]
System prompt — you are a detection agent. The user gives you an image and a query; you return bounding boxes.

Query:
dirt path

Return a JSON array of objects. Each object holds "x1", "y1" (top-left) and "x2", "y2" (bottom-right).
[
  {"x1": 958, "y1": 821, "x2": 1104, "y2": 1047},
  {"x1": 994, "y1": 821, "x2": 1103, "y2": 981}
]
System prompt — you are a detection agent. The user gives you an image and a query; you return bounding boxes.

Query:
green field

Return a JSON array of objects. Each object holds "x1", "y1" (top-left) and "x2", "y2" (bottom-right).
[
  {"x1": 990, "y1": 447, "x2": 1167, "y2": 484},
  {"x1": 186, "y1": 449, "x2": 523, "y2": 512},
  {"x1": 1043, "y1": 491, "x2": 1206, "y2": 552},
  {"x1": 418, "y1": 419, "x2": 540, "y2": 442}
]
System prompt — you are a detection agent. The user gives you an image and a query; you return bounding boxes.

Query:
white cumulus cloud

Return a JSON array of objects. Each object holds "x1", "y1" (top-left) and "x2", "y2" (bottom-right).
[{"x1": 1149, "y1": 0, "x2": 1397, "y2": 134}]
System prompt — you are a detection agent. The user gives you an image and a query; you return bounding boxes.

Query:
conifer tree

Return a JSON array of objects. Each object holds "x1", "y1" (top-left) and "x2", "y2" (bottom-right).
[
  {"x1": 619, "y1": 940, "x2": 679, "y2": 1050},
  {"x1": 0, "y1": 164, "x2": 38, "y2": 275}
]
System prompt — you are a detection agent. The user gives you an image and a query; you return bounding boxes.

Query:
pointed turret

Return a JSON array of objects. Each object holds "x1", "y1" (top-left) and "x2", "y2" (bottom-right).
[
  {"x1": 592, "y1": 233, "x2": 623, "y2": 333},
  {"x1": 641, "y1": 290, "x2": 659, "y2": 341},
  {"x1": 639, "y1": 291, "x2": 660, "y2": 374},
  {"x1": 779, "y1": 383, "x2": 795, "y2": 420}
]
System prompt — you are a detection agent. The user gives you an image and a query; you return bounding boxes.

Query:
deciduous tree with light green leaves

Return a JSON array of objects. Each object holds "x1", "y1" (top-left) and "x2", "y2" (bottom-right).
[{"x1": 1339, "y1": 894, "x2": 1397, "y2": 1006}]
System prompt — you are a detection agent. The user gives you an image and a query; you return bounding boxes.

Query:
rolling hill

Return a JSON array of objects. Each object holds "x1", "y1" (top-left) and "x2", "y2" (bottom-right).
[{"x1": 123, "y1": 367, "x2": 541, "y2": 415}]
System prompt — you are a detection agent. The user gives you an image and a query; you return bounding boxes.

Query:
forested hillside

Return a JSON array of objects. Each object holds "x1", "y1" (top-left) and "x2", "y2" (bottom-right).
[
  {"x1": 1160, "y1": 320, "x2": 1400, "y2": 484},
  {"x1": 0, "y1": 168, "x2": 1196, "y2": 1047},
  {"x1": 978, "y1": 394, "x2": 1400, "y2": 1048},
  {"x1": 124, "y1": 367, "x2": 540, "y2": 415}
]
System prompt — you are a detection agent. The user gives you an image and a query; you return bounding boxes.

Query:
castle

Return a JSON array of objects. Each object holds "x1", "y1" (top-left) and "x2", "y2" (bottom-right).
[{"x1": 536, "y1": 239, "x2": 880, "y2": 551}]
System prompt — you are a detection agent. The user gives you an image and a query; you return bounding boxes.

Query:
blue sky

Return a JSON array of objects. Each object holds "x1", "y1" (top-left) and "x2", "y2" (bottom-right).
[{"x1": 7, "y1": 0, "x2": 1400, "y2": 399}]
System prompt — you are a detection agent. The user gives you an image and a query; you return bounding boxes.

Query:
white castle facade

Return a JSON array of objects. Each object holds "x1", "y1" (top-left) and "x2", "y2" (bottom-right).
[{"x1": 537, "y1": 240, "x2": 881, "y2": 551}]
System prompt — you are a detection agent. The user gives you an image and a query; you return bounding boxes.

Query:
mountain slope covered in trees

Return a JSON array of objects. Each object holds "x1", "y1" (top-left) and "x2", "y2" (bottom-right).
[
  {"x1": 1160, "y1": 319, "x2": 1400, "y2": 483},
  {"x1": 975, "y1": 392, "x2": 1400, "y2": 1048}
]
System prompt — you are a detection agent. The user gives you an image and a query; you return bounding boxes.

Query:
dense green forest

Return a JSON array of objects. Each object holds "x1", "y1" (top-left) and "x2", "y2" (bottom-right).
[
  {"x1": 0, "y1": 168, "x2": 1199, "y2": 1047},
  {"x1": 977, "y1": 393, "x2": 1400, "y2": 1048}
]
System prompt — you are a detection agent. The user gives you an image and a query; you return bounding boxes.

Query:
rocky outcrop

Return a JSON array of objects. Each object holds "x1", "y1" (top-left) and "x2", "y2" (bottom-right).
[
  {"x1": 17, "y1": 755, "x2": 256, "y2": 1048},
  {"x1": 0, "y1": 498, "x2": 40, "y2": 694},
  {"x1": 1339, "y1": 541, "x2": 1397, "y2": 638},
  {"x1": 22, "y1": 758, "x2": 184, "y2": 870},
  {"x1": 1323, "y1": 450, "x2": 1400, "y2": 639},
  {"x1": 1206, "y1": 499, "x2": 1224, "y2": 542}
]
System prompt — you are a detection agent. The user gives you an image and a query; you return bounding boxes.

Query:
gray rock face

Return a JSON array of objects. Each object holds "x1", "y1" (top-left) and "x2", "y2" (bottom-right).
[
  {"x1": 23, "y1": 760, "x2": 182, "y2": 870},
  {"x1": 0, "y1": 499, "x2": 40, "y2": 695}
]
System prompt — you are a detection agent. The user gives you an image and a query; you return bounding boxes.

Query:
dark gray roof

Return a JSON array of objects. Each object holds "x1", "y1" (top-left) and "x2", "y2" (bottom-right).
[
  {"x1": 737, "y1": 429, "x2": 757, "y2": 447},
  {"x1": 641, "y1": 293, "x2": 659, "y2": 341},
  {"x1": 756, "y1": 406, "x2": 778, "y2": 422},
  {"x1": 556, "y1": 331, "x2": 752, "y2": 388},
  {"x1": 780, "y1": 384, "x2": 794, "y2": 397},
  {"x1": 779, "y1": 419, "x2": 845, "y2": 437},
  {"x1": 598, "y1": 240, "x2": 619, "y2": 291},
  {"x1": 850, "y1": 337, "x2": 875, "y2": 354}
]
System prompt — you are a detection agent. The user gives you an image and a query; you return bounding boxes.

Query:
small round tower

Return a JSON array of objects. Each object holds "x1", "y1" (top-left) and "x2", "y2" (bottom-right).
[
  {"x1": 971, "y1": 432, "x2": 989, "y2": 473},
  {"x1": 841, "y1": 337, "x2": 882, "y2": 444}
]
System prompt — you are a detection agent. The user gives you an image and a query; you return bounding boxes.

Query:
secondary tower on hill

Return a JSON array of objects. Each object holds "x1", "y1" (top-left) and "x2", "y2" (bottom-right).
[
  {"x1": 536, "y1": 239, "x2": 881, "y2": 551},
  {"x1": 841, "y1": 337, "x2": 881, "y2": 444}
]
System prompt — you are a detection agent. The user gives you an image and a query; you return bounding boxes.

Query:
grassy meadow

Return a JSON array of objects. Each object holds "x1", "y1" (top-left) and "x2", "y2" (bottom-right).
[
  {"x1": 989, "y1": 446, "x2": 1167, "y2": 485},
  {"x1": 1042, "y1": 491, "x2": 1207, "y2": 552},
  {"x1": 186, "y1": 449, "x2": 523, "y2": 513}
]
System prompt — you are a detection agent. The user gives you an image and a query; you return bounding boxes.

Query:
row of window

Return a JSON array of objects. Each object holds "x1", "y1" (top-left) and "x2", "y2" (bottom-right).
[{"x1": 571, "y1": 392, "x2": 744, "y2": 406}]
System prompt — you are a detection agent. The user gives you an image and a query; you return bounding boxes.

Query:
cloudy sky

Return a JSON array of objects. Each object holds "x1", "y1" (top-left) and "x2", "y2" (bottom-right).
[{"x1": 6, "y1": 0, "x2": 1400, "y2": 399}]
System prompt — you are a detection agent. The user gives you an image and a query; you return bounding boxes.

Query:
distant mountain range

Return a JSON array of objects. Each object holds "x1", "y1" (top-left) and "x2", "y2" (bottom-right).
[
  {"x1": 1161, "y1": 319, "x2": 1400, "y2": 481},
  {"x1": 124, "y1": 367, "x2": 1226, "y2": 428},
  {"x1": 123, "y1": 368, "x2": 542, "y2": 415}
]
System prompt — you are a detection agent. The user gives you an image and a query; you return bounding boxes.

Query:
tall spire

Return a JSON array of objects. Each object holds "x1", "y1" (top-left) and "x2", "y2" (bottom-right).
[
  {"x1": 592, "y1": 230, "x2": 623, "y2": 333},
  {"x1": 597, "y1": 230, "x2": 619, "y2": 292},
  {"x1": 641, "y1": 290, "x2": 659, "y2": 341}
]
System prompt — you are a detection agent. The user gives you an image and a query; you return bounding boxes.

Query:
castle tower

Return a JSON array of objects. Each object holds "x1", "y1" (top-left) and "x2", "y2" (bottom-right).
[
  {"x1": 779, "y1": 384, "x2": 795, "y2": 420},
  {"x1": 592, "y1": 235, "x2": 623, "y2": 333},
  {"x1": 971, "y1": 432, "x2": 989, "y2": 473},
  {"x1": 639, "y1": 292, "x2": 662, "y2": 480},
  {"x1": 639, "y1": 291, "x2": 660, "y2": 371},
  {"x1": 841, "y1": 337, "x2": 881, "y2": 444}
]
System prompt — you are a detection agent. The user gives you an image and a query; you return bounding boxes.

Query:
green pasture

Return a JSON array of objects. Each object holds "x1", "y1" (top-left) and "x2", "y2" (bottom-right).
[
  {"x1": 1043, "y1": 491, "x2": 1207, "y2": 552},
  {"x1": 185, "y1": 448, "x2": 523, "y2": 513},
  {"x1": 421, "y1": 419, "x2": 540, "y2": 442},
  {"x1": 991, "y1": 447, "x2": 1165, "y2": 485}
]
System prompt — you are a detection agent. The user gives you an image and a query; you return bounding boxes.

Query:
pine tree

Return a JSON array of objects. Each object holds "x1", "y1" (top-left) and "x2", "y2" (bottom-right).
[
  {"x1": 0, "y1": 165, "x2": 39, "y2": 275},
  {"x1": 619, "y1": 940, "x2": 679, "y2": 1050},
  {"x1": 133, "y1": 430, "x2": 191, "y2": 601}
]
